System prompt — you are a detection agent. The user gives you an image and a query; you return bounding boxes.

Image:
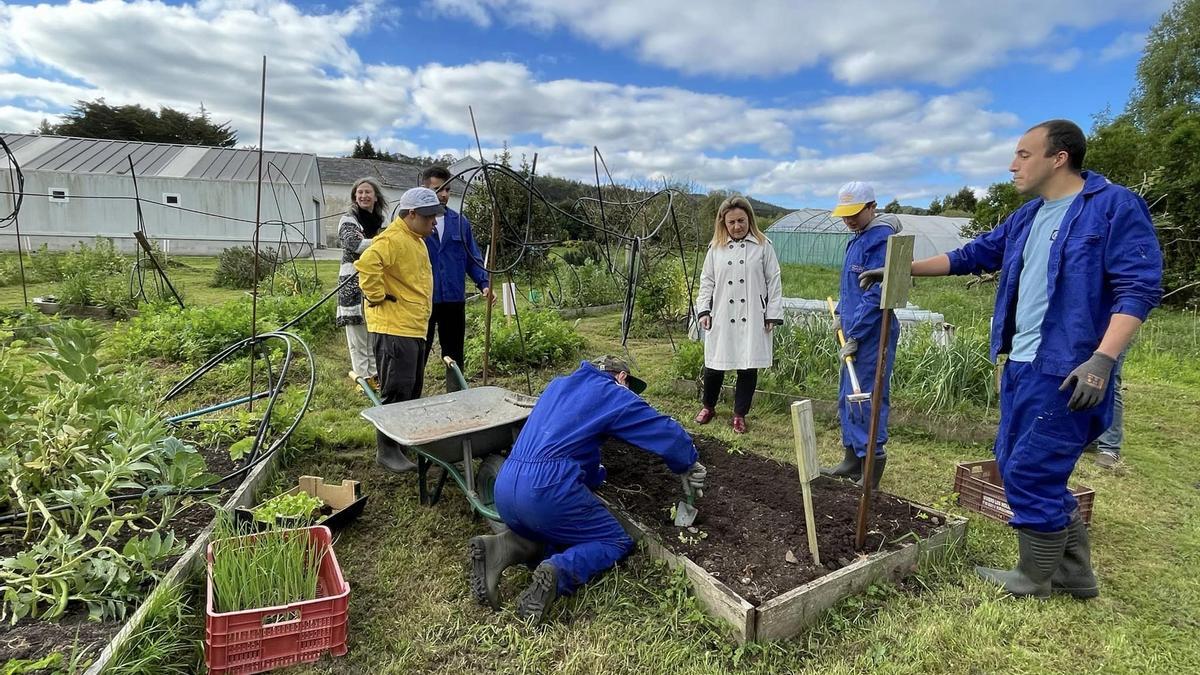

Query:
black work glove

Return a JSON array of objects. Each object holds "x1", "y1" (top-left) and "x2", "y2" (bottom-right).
[
  {"x1": 858, "y1": 268, "x2": 885, "y2": 290},
  {"x1": 1059, "y1": 352, "x2": 1116, "y2": 411}
]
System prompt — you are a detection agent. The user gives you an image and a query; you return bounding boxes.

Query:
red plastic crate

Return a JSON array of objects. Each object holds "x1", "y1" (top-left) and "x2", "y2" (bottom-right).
[
  {"x1": 205, "y1": 525, "x2": 350, "y2": 674},
  {"x1": 954, "y1": 459, "x2": 1095, "y2": 526}
]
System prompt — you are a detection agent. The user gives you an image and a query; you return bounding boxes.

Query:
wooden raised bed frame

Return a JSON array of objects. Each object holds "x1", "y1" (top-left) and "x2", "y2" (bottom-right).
[{"x1": 602, "y1": 489, "x2": 967, "y2": 644}]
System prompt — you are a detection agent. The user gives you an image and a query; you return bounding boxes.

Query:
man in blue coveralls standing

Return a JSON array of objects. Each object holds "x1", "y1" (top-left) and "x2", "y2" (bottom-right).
[
  {"x1": 821, "y1": 181, "x2": 901, "y2": 490},
  {"x1": 860, "y1": 120, "x2": 1162, "y2": 599},
  {"x1": 467, "y1": 356, "x2": 707, "y2": 623}
]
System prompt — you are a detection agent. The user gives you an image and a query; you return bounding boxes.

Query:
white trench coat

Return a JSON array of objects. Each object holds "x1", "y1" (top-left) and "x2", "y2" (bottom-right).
[{"x1": 696, "y1": 236, "x2": 784, "y2": 370}]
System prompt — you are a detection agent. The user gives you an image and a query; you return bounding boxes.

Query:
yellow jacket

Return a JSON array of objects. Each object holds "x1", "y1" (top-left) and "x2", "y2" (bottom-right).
[{"x1": 353, "y1": 217, "x2": 432, "y2": 337}]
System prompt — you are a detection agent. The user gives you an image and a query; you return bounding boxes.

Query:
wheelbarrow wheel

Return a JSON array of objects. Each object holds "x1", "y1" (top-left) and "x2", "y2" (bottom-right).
[{"x1": 475, "y1": 454, "x2": 508, "y2": 533}]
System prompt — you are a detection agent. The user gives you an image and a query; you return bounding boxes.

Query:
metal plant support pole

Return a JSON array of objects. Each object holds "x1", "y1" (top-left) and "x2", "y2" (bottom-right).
[
  {"x1": 249, "y1": 55, "x2": 267, "y2": 412},
  {"x1": 482, "y1": 210, "x2": 499, "y2": 385}
]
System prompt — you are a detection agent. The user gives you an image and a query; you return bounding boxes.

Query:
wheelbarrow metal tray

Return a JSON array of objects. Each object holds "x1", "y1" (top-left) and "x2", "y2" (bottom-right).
[{"x1": 360, "y1": 386, "x2": 533, "y2": 464}]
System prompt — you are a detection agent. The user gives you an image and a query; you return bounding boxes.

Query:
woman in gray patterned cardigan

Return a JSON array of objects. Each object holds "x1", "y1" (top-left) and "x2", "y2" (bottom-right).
[{"x1": 338, "y1": 177, "x2": 388, "y2": 385}]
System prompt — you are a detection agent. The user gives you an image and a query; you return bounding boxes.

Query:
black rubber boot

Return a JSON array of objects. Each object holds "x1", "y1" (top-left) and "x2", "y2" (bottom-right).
[
  {"x1": 1051, "y1": 513, "x2": 1099, "y2": 599},
  {"x1": 854, "y1": 455, "x2": 887, "y2": 490},
  {"x1": 976, "y1": 527, "x2": 1068, "y2": 598},
  {"x1": 821, "y1": 446, "x2": 861, "y2": 480},
  {"x1": 375, "y1": 432, "x2": 416, "y2": 473},
  {"x1": 467, "y1": 531, "x2": 542, "y2": 609},
  {"x1": 515, "y1": 562, "x2": 559, "y2": 624}
]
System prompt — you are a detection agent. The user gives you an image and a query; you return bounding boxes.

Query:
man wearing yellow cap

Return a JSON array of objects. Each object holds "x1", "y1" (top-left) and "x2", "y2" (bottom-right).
[{"x1": 821, "y1": 181, "x2": 902, "y2": 489}]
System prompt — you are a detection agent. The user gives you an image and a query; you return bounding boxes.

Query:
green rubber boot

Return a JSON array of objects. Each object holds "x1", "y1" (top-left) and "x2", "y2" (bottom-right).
[
  {"x1": 821, "y1": 446, "x2": 861, "y2": 480},
  {"x1": 1051, "y1": 513, "x2": 1099, "y2": 599},
  {"x1": 467, "y1": 530, "x2": 542, "y2": 609},
  {"x1": 515, "y1": 562, "x2": 559, "y2": 624},
  {"x1": 976, "y1": 527, "x2": 1068, "y2": 599}
]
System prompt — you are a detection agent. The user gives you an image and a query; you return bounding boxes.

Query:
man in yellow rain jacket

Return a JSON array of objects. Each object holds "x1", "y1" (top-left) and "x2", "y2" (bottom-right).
[{"x1": 355, "y1": 186, "x2": 441, "y2": 471}]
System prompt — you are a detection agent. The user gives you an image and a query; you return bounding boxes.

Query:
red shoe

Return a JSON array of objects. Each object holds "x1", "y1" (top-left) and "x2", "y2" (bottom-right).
[
  {"x1": 694, "y1": 407, "x2": 715, "y2": 424},
  {"x1": 731, "y1": 415, "x2": 747, "y2": 434}
]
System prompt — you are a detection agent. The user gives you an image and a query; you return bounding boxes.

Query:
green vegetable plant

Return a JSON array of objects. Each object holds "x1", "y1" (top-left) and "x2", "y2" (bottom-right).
[{"x1": 1, "y1": 321, "x2": 217, "y2": 624}]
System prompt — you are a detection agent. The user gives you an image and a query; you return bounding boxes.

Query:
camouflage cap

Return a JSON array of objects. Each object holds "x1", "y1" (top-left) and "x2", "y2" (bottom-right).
[{"x1": 590, "y1": 355, "x2": 647, "y2": 395}]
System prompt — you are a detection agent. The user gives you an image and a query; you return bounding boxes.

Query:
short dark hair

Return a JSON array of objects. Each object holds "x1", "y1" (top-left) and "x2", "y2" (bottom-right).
[
  {"x1": 1029, "y1": 119, "x2": 1086, "y2": 172},
  {"x1": 420, "y1": 166, "x2": 452, "y2": 185}
]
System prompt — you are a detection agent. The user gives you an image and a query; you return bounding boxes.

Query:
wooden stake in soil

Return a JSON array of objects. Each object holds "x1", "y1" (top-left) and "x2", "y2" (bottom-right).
[
  {"x1": 855, "y1": 234, "x2": 914, "y2": 551},
  {"x1": 790, "y1": 400, "x2": 821, "y2": 567}
]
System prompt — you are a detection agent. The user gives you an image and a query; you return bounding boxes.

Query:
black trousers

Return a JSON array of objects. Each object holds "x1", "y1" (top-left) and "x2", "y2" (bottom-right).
[
  {"x1": 373, "y1": 333, "x2": 426, "y2": 404},
  {"x1": 425, "y1": 301, "x2": 467, "y2": 369},
  {"x1": 702, "y1": 367, "x2": 759, "y2": 416}
]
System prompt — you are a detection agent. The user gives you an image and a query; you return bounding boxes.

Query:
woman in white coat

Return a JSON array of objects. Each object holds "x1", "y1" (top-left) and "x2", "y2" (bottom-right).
[{"x1": 694, "y1": 196, "x2": 784, "y2": 433}]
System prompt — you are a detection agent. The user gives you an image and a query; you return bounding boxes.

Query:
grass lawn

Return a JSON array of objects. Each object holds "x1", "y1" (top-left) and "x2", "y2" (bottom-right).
[{"x1": 15, "y1": 257, "x2": 1198, "y2": 673}]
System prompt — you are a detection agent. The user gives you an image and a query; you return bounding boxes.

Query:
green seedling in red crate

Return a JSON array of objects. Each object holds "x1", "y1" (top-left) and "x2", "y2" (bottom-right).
[{"x1": 210, "y1": 515, "x2": 324, "y2": 613}]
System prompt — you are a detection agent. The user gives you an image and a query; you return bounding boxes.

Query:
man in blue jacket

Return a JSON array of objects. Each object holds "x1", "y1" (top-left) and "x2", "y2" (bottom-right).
[
  {"x1": 861, "y1": 120, "x2": 1162, "y2": 600},
  {"x1": 420, "y1": 166, "x2": 493, "y2": 373},
  {"x1": 467, "y1": 357, "x2": 706, "y2": 623},
  {"x1": 822, "y1": 181, "x2": 901, "y2": 490}
]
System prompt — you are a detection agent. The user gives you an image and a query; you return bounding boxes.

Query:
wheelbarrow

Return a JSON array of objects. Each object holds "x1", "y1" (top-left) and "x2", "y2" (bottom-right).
[{"x1": 360, "y1": 381, "x2": 536, "y2": 532}]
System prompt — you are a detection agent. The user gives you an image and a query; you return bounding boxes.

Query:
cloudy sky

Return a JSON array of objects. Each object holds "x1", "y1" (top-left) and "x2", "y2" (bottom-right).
[{"x1": 0, "y1": 0, "x2": 1169, "y2": 208}]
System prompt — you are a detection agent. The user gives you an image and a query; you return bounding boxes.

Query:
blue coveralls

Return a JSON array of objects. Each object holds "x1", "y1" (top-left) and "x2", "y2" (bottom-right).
[
  {"x1": 947, "y1": 172, "x2": 1162, "y2": 531},
  {"x1": 494, "y1": 362, "x2": 698, "y2": 596},
  {"x1": 838, "y1": 217, "x2": 901, "y2": 458},
  {"x1": 424, "y1": 208, "x2": 489, "y2": 304}
]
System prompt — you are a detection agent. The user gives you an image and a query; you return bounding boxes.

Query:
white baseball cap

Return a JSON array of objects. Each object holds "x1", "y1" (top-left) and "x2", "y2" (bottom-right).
[
  {"x1": 832, "y1": 181, "x2": 876, "y2": 217},
  {"x1": 398, "y1": 187, "x2": 446, "y2": 217}
]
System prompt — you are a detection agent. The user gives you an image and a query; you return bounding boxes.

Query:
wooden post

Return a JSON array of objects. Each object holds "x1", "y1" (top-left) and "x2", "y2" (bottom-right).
[
  {"x1": 790, "y1": 400, "x2": 821, "y2": 567},
  {"x1": 855, "y1": 234, "x2": 914, "y2": 551}
]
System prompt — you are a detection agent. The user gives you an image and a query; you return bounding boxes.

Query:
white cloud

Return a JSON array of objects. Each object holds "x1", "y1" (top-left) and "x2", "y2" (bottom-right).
[
  {"x1": 0, "y1": 0, "x2": 410, "y2": 154},
  {"x1": 0, "y1": 73, "x2": 98, "y2": 109},
  {"x1": 0, "y1": 0, "x2": 1034, "y2": 207},
  {"x1": 423, "y1": 0, "x2": 1168, "y2": 84},
  {"x1": 408, "y1": 62, "x2": 794, "y2": 153},
  {"x1": 1027, "y1": 48, "x2": 1084, "y2": 73},
  {"x1": 0, "y1": 105, "x2": 59, "y2": 134},
  {"x1": 1100, "y1": 31, "x2": 1146, "y2": 61}
]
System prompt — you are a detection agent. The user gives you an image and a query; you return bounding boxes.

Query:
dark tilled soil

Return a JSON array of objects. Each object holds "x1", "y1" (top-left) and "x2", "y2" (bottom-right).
[
  {"x1": 597, "y1": 436, "x2": 942, "y2": 606},
  {"x1": 0, "y1": 442, "x2": 241, "y2": 666}
]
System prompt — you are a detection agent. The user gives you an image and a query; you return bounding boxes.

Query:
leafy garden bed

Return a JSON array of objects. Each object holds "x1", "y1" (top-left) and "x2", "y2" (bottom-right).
[{"x1": 0, "y1": 322, "x2": 252, "y2": 667}]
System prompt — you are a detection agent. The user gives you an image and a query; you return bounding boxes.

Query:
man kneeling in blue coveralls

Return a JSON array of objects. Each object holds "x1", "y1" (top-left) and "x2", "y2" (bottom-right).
[
  {"x1": 467, "y1": 356, "x2": 706, "y2": 623},
  {"x1": 861, "y1": 120, "x2": 1162, "y2": 599}
]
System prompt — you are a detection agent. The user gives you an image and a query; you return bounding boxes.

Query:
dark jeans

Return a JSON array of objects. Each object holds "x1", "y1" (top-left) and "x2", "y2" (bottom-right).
[
  {"x1": 373, "y1": 333, "x2": 426, "y2": 404},
  {"x1": 701, "y1": 367, "x2": 759, "y2": 416},
  {"x1": 425, "y1": 301, "x2": 467, "y2": 369}
]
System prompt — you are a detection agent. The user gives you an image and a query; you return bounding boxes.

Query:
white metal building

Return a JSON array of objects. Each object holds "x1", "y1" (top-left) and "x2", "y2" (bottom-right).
[{"x1": 0, "y1": 133, "x2": 324, "y2": 255}]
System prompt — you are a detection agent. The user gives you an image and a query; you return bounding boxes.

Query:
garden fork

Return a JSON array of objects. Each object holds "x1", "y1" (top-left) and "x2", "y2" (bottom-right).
[{"x1": 827, "y1": 297, "x2": 871, "y2": 422}]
